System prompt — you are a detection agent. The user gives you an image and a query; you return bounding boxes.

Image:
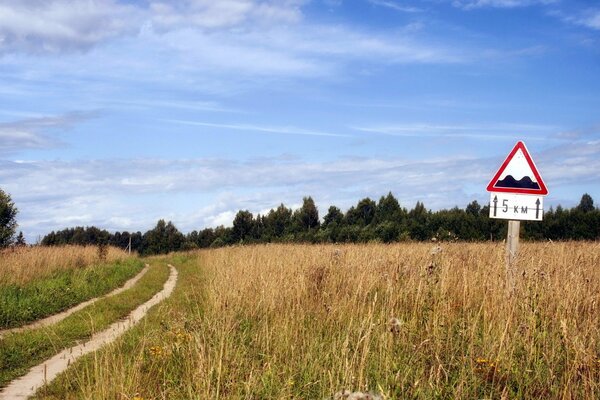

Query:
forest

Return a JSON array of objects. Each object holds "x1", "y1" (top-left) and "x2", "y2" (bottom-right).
[{"x1": 39, "y1": 193, "x2": 599, "y2": 255}]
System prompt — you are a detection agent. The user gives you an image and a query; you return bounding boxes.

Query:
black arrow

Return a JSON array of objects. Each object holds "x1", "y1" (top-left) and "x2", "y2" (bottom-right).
[
  {"x1": 493, "y1": 195, "x2": 498, "y2": 217},
  {"x1": 535, "y1": 198, "x2": 541, "y2": 219}
]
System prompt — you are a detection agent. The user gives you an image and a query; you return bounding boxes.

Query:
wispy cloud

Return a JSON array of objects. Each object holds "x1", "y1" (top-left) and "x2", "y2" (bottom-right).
[
  {"x1": 106, "y1": 99, "x2": 240, "y2": 113},
  {"x1": 556, "y1": 9, "x2": 600, "y2": 31},
  {"x1": 162, "y1": 119, "x2": 352, "y2": 137},
  {"x1": 351, "y1": 122, "x2": 561, "y2": 140},
  {"x1": 368, "y1": 0, "x2": 423, "y2": 13},
  {"x1": 0, "y1": 112, "x2": 96, "y2": 154},
  {"x1": 580, "y1": 10, "x2": 600, "y2": 30},
  {"x1": 452, "y1": 0, "x2": 556, "y2": 10},
  {"x1": 149, "y1": 0, "x2": 307, "y2": 31}
]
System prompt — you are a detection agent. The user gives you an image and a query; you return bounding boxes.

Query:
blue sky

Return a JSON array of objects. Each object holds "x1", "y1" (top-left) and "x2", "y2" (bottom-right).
[{"x1": 0, "y1": 0, "x2": 599, "y2": 241}]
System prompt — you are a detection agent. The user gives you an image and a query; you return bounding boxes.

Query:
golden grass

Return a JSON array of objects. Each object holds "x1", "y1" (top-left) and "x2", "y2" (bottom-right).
[
  {"x1": 0, "y1": 245, "x2": 133, "y2": 285},
  {"x1": 193, "y1": 242, "x2": 600, "y2": 398},
  {"x1": 42, "y1": 242, "x2": 600, "y2": 399}
]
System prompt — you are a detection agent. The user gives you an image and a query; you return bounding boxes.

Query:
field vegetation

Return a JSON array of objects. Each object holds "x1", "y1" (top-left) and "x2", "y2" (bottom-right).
[
  {"x1": 0, "y1": 261, "x2": 170, "y2": 388},
  {"x1": 0, "y1": 245, "x2": 142, "y2": 329},
  {"x1": 0, "y1": 245, "x2": 132, "y2": 285},
  {"x1": 38, "y1": 242, "x2": 600, "y2": 399}
]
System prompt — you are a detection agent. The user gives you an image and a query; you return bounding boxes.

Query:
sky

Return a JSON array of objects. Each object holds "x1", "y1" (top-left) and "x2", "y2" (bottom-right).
[{"x1": 0, "y1": 0, "x2": 599, "y2": 241}]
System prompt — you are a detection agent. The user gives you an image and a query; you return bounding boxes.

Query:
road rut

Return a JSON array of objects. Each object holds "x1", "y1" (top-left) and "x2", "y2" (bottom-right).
[
  {"x1": 0, "y1": 264, "x2": 178, "y2": 399},
  {"x1": 0, "y1": 264, "x2": 150, "y2": 339}
]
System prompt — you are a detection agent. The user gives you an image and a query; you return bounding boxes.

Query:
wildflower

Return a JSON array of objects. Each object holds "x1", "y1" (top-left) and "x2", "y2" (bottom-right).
[
  {"x1": 475, "y1": 357, "x2": 496, "y2": 369},
  {"x1": 170, "y1": 327, "x2": 192, "y2": 342},
  {"x1": 149, "y1": 345, "x2": 163, "y2": 357}
]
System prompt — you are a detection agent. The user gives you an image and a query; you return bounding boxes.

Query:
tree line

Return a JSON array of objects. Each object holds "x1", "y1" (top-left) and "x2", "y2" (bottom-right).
[{"x1": 37, "y1": 193, "x2": 599, "y2": 255}]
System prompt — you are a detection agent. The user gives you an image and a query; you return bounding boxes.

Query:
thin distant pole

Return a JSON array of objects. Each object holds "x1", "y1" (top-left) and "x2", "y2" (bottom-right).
[{"x1": 128, "y1": 236, "x2": 132, "y2": 255}]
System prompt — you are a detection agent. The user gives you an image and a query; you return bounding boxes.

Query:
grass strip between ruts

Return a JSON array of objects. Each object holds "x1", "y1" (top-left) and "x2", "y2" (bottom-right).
[
  {"x1": 32, "y1": 254, "x2": 201, "y2": 399},
  {"x1": 0, "y1": 259, "x2": 145, "y2": 329},
  {"x1": 0, "y1": 261, "x2": 170, "y2": 388}
]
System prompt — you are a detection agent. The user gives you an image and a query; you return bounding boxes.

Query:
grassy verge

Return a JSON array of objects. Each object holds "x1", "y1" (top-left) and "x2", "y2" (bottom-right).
[
  {"x1": 0, "y1": 261, "x2": 170, "y2": 388},
  {"x1": 0, "y1": 258, "x2": 145, "y2": 329},
  {"x1": 33, "y1": 254, "x2": 202, "y2": 399},
  {"x1": 35, "y1": 243, "x2": 600, "y2": 399}
]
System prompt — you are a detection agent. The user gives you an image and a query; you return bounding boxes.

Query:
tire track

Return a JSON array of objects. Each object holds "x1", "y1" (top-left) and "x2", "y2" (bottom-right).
[
  {"x1": 0, "y1": 264, "x2": 150, "y2": 339},
  {"x1": 0, "y1": 265, "x2": 178, "y2": 400}
]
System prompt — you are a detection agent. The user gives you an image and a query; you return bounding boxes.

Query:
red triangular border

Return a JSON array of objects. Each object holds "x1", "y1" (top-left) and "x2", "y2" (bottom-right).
[{"x1": 486, "y1": 141, "x2": 548, "y2": 195}]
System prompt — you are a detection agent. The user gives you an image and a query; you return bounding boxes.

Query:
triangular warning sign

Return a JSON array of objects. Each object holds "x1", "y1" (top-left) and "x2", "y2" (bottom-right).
[{"x1": 487, "y1": 141, "x2": 548, "y2": 195}]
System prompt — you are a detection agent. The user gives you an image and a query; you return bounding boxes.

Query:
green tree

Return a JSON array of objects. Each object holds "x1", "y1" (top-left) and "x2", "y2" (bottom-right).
[
  {"x1": 322, "y1": 206, "x2": 343, "y2": 228},
  {"x1": 465, "y1": 200, "x2": 481, "y2": 216},
  {"x1": 0, "y1": 188, "x2": 18, "y2": 248},
  {"x1": 197, "y1": 228, "x2": 216, "y2": 248},
  {"x1": 374, "y1": 221, "x2": 399, "y2": 243},
  {"x1": 577, "y1": 193, "x2": 594, "y2": 213},
  {"x1": 15, "y1": 231, "x2": 26, "y2": 247},
  {"x1": 142, "y1": 219, "x2": 185, "y2": 255},
  {"x1": 345, "y1": 197, "x2": 376, "y2": 226},
  {"x1": 264, "y1": 204, "x2": 293, "y2": 239},
  {"x1": 408, "y1": 201, "x2": 430, "y2": 240},
  {"x1": 232, "y1": 210, "x2": 254, "y2": 242},
  {"x1": 294, "y1": 196, "x2": 319, "y2": 231},
  {"x1": 375, "y1": 192, "x2": 403, "y2": 222}
]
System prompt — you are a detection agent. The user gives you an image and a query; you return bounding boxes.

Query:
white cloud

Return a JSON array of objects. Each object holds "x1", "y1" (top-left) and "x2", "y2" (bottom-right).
[
  {"x1": 0, "y1": 0, "x2": 466, "y2": 73},
  {"x1": 5, "y1": 137, "x2": 599, "y2": 240},
  {"x1": 0, "y1": 0, "x2": 141, "y2": 54},
  {"x1": 149, "y1": 0, "x2": 305, "y2": 31},
  {"x1": 0, "y1": 0, "x2": 309, "y2": 54}
]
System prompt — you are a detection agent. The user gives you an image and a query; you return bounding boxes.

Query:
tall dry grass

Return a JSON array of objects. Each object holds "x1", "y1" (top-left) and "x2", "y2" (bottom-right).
[
  {"x1": 191, "y1": 242, "x2": 600, "y2": 398},
  {"x1": 0, "y1": 245, "x2": 132, "y2": 285},
  {"x1": 45, "y1": 242, "x2": 600, "y2": 399}
]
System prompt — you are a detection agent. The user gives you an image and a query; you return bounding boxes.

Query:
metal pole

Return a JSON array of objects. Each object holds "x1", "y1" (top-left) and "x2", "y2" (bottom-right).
[
  {"x1": 505, "y1": 220, "x2": 520, "y2": 296},
  {"x1": 128, "y1": 236, "x2": 132, "y2": 255}
]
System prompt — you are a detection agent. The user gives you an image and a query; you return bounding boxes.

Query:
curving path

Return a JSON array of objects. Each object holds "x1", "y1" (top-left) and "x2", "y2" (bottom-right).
[
  {"x1": 0, "y1": 264, "x2": 178, "y2": 400},
  {"x1": 0, "y1": 264, "x2": 150, "y2": 339}
]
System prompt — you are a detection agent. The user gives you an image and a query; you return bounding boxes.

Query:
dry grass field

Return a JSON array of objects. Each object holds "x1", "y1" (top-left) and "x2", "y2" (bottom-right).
[
  {"x1": 41, "y1": 242, "x2": 600, "y2": 399},
  {"x1": 0, "y1": 245, "x2": 131, "y2": 285}
]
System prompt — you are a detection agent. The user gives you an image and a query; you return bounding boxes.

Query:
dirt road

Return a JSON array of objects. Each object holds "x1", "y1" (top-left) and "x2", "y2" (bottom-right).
[{"x1": 0, "y1": 264, "x2": 178, "y2": 399}]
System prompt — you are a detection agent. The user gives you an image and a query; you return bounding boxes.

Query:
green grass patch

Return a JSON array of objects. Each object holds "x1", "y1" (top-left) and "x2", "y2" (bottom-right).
[
  {"x1": 0, "y1": 258, "x2": 145, "y2": 329},
  {"x1": 0, "y1": 261, "x2": 170, "y2": 388},
  {"x1": 32, "y1": 254, "x2": 201, "y2": 399}
]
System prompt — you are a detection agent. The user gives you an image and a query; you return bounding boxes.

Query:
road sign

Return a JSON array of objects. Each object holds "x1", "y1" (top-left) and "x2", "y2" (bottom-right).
[
  {"x1": 489, "y1": 193, "x2": 544, "y2": 221},
  {"x1": 486, "y1": 140, "x2": 549, "y2": 297},
  {"x1": 486, "y1": 141, "x2": 548, "y2": 195},
  {"x1": 487, "y1": 140, "x2": 549, "y2": 221}
]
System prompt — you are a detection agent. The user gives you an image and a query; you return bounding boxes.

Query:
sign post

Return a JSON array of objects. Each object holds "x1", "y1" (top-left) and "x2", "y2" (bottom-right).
[{"x1": 486, "y1": 141, "x2": 548, "y2": 295}]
